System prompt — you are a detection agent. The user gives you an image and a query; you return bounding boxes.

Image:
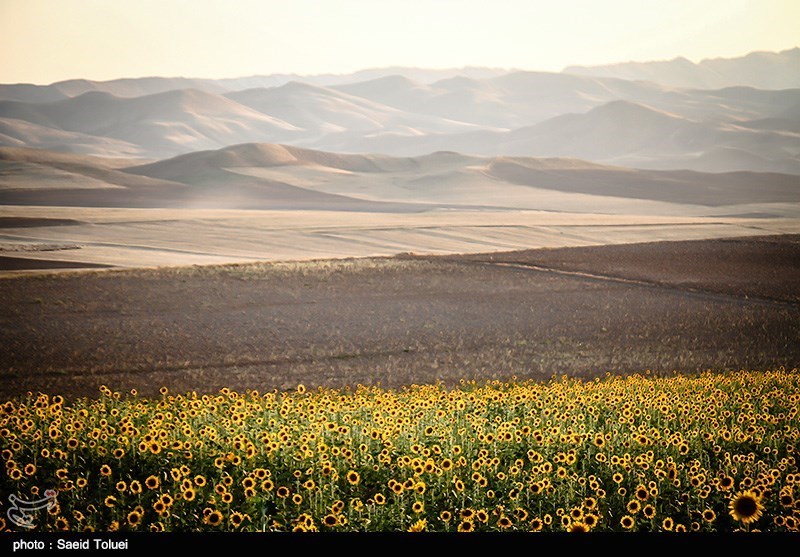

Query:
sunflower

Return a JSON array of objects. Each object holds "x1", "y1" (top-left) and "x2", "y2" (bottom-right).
[
  {"x1": 440, "y1": 510, "x2": 452, "y2": 522},
  {"x1": 718, "y1": 475, "x2": 734, "y2": 491},
  {"x1": 373, "y1": 493, "x2": 386, "y2": 505},
  {"x1": 627, "y1": 500, "x2": 641, "y2": 514},
  {"x1": 729, "y1": 490, "x2": 764, "y2": 525},
  {"x1": 183, "y1": 487, "x2": 196, "y2": 501},
  {"x1": 412, "y1": 501, "x2": 424, "y2": 514},
  {"x1": 457, "y1": 521, "x2": 474, "y2": 532},
  {"x1": 529, "y1": 517, "x2": 543, "y2": 532},
  {"x1": 204, "y1": 510, "x2": 223, "y2": 526},
  {"x1": 99, "y1": 465, "x2": 112, "y2": 477},
  {"x1": 702, "y1": 509, "x2": 716, "y2": 523},
  {"x1": 127, "y1": 510, "x2": 142, "y2": 528},
  {"x1": 620, "y1": 515, "x2": 635, "y2": 530},
  {"x1": 583, "y1": 514, "x2": 599, "y2": 528},
  {"x1": 567, "y1": 522, "x2": 589, "y2": 532},
  {"x1": 276, "y1": 486, "x2": 290, "y2": 499},
  {"x1": 407, "y1": 519, "x2": 427, "y2": 532},
  {"x1": 323, "y1": 514, "x2": 338, "y2": 527},
  {"x1": 642, "y1": 505, "x2": 656, "y2": 519},
  {"x1": 476, "y1": 510, "x2": 489, "y2": 524},
  {"x1": 661, "y1": 517, "x2": 674, "y2": 531},
  {"x1": 129, "y1": 480, "x2": 142, "y2": 494},
  {"x1": 230, "y1": 512, "x2": 245, "y2": 528},
  {"x1": 497, "y1": 516, "x2": 513, "y2": 529},
  {"x1": 145, "y1": 475, "x2": 160, "y2": 490}
]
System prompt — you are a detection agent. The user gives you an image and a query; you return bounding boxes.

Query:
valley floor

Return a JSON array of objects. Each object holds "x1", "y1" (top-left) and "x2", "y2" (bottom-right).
[
  {"x1": 1, "y1": 206, "x2": 799, "y2": 272},
  {"x1": 1, "y1": 234, "x2": 798, "y2": 398}
]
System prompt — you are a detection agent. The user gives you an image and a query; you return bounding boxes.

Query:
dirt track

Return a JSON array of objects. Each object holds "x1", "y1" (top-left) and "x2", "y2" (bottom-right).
[{"x1": 1, "y1": 234, "x2": 798, "y2": 399}]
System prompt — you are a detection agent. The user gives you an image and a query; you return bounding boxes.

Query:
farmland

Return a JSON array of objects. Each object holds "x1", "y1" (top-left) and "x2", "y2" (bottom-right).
[{"x1": 1, "y1": 369, "x2": 797, "y2": 532}]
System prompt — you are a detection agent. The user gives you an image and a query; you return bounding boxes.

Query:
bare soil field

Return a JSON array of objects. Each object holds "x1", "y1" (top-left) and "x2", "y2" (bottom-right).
[
  {"x1": 0, "y1": 255, "x2": 110, "y2": 271},
  {"x1": 1, "y1": 234, "x2": 798, "y2": 399}
]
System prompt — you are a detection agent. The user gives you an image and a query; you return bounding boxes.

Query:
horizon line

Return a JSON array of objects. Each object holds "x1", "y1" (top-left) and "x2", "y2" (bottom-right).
[{"x1": 3, "y1": 46, "x2": 797, "y2": 87}]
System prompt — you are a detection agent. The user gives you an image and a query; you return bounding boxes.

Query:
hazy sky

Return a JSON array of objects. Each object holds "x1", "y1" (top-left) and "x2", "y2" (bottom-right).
[{"x1": 1, "y1": 0, "x2": 798, "y2": 84}]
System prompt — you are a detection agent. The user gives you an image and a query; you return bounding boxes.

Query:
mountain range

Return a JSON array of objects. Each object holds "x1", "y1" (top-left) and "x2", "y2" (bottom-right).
[
  {"x1": 565, "y1": 47, "x2": 800, "y2": 89},
  {"x1": 0, "y1": 48, "x2": 798, "y2": 177}
]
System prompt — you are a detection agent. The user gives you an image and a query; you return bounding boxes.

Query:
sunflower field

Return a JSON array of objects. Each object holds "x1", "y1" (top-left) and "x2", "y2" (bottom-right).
[{"x1": 1, "y1": 369, "x2": 799, "y2": 532}]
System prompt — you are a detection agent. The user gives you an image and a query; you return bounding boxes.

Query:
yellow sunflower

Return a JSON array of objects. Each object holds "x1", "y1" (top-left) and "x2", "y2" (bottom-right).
[{"x1": 729, "y1": 490, "x2": 764, "y2": 525}]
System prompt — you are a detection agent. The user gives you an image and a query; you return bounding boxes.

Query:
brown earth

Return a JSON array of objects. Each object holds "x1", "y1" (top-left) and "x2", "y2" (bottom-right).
[
  {"x1": 0, "y1": 234, "x2": 798, "y2": 399},
  {"x1": 0, "y1": 256, "x2": 110, "y2": 271}
]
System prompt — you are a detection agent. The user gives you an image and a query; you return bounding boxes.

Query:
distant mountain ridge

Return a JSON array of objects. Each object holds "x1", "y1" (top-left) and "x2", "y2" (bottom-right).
[
  {"x1": 1, "y1": 48, "x2": 797, "y2": 103},
  {"x1": 564, "y1": 47, "x2": 800, "y2": 89},
  {"x1": 0, "y1": 49, "x2": 797, "y2": 174},
  {"x1": 0, "y1": 67, "x2": 512, "y2": 102}
]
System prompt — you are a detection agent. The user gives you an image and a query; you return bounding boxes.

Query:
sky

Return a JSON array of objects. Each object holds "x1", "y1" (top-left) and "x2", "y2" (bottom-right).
[{"x1": 0, "y1": 0, "x2": 798, "y2": 84}]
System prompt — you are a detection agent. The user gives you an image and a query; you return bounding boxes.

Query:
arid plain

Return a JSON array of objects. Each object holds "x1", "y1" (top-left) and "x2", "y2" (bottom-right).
[{"x1": 1, "y1": 49, "x2": 800, "y2": 398}]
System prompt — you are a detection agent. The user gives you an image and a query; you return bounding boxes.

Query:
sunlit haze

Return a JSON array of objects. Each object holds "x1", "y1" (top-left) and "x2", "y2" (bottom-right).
[{"x1": 1, "y1": 0, "x2": 798, "y2": 84}]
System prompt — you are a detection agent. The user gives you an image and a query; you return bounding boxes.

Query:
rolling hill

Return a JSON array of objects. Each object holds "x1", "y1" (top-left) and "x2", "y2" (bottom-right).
[
  {"x1": 3, "y1": 143, "x2": 798, "y2": 215},
  {"x1": 227, "y1": 81, "x2": 479, "y2": 136},
  {"x1": 0, "y1": 89, "x2": 302, "y2": 157},
  {"x1": 328, "y1": 100, "x2": 800, "y2": 173}
]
